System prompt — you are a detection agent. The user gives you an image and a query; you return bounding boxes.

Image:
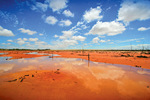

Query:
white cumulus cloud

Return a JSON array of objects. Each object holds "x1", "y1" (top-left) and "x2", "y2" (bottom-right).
[
  {"x1": 87, "y1": 21, "x2": 126, "y2": 36},
  {"x1": 23, "y1": 38, "x2": 27, "y2": 41},
  {"x1": 18, "y1": 28, "x2": 37, "y2": 35},
  {"x1": 7, "y1": 40, "x2": 13, "y2": 42},
  {"x1": 29, "y1": 38, "x2": 38, "y2": 42},
  {"x1": 54, "y1": 34, "x2": 58, "y2": 38},
  {"x1": 35, "y1": 41, "x2": 46, "y2": 45},
  {"x1": 100, "y1": 40, "x2": 106, "y2": 43},
  {"x1": 36, "y1": 2, "x2": 48, "y2": 12},
  {"x1": 92, "y1": 37, "x2": 99, "y2": 43},
  {"x1": 63, "y1": 39, "x2": 78, "y2": 46},
  {"x1": 59, "y1": 19, "x2": 72, "y2": 26},
  {"x1": 17, "y1": 40, "x2": 25, "y2": 45},
  {"x1": 17, "y1": 39, "x2": 25, "y2": 45},
  {"x1": 77, "y1": 21, "x2": 84, "y2": 26},
  {"x1": 63, "y1": 10, "x2": 74, "y2": 17},
  {"x1": 39, "y1": 33, "x2": 43, "y2": 36},
  {"x1": 48, "y1": 0, "x2": 68, "y2": 12},
  {"x1": 0, "y1": 26, "x2": 14, "y2": 36},
  {"x1": 17, "y1": 38, "x2": 22, "y2": 41},
  {"x1": 17, "y1": 38, "x2": 28, "y2": 45},
  {"x1": 51, "y1": 39, "x2": 78, "y2": 49},
  {"x1": 45, "y1": 16, "x2": 58, "y2": 25},
  {"x1": 59, "y1": 30, "x2": 75, "y2": 39},
  {"x1": 72, "y1": 36, "x2": 86, "y2": 41},
  {"x1": 31, "y1": 2, "x2": 48, "y2": 12},
  {"x1": 118, "y1": 0, "x2": 150, "y2": 24},
  {"x1": 83, "y1": 6, "x2": 103, "y2": 23},
  {"x1": 138, "y1": 27, "x2": 150, "y2": 31}
]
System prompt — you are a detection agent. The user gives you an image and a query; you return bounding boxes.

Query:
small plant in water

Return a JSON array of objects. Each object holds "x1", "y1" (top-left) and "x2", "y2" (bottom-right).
[{"x1": 135, "y1": 65, "x2": 141, "y2": 68}]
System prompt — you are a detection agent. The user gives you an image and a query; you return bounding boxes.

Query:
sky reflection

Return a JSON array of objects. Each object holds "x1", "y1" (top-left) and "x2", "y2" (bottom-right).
[{"x1": 0, "y1": 56, "x2": 150, "y2": 99}]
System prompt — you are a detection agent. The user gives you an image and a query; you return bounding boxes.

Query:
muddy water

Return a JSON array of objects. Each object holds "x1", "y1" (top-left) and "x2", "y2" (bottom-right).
[{"x1": 0, "y1": 56, "x2": 150, "y2": 100}]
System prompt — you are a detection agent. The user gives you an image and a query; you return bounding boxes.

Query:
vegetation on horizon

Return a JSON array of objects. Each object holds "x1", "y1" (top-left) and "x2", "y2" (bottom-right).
[{"x1": 0, "y1": 48, "x2": 51, "y2": 51}]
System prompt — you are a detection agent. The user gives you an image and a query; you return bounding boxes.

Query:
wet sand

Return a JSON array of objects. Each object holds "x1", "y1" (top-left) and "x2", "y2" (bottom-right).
[
  {"x1": 0, "y1": 50, "x2": 150, "y2": 69},
  {"x1": 0, "y1": 70, "x2": 87, "y2": 100},
  {"x1": 0, "y1": 69, "x2": 150, "y2": 100}
]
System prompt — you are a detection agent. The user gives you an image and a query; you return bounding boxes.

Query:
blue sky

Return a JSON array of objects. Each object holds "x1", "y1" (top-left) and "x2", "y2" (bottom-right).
[{"x1": 0, "y1": 0, "x2": 150, "y2": 50}]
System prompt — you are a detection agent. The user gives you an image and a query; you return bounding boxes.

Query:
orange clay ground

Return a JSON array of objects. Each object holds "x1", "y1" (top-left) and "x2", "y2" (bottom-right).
[
  {"x1": 1, "y1": 69, "x2": 150, "y2": 100},
  {"x1": 0, "y1": 70, "x2": 95, "y2": 100},
  {"x1": 0, "y1": 50, "x2": 150, "y2": 69},
  {"x1": 0, "y1": 50, "x2": 150, "y2": 100}
]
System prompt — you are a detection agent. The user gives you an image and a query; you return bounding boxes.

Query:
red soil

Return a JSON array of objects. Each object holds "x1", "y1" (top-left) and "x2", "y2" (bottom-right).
[
  {"x1": 0, "y1": 50, "x2": 150, "y2": 100},
  {"x1": 0, "y1": 51, "x2": 48, "y2": 59},
  {"x1": 0, "y1": 70, "x2": 149, "y2": 100},
  {"x1": 54, "y1": 51, "x2": 150, "y2": 69},
  {"x1": 0, "y1": 50, "x2": 150, "y2": 69}
]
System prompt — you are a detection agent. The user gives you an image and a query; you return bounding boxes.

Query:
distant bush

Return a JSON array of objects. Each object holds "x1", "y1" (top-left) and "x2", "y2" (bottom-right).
[
  {"x1": 144, "y1": 52, "x2": 150, "y2": 54},
  {"x1": 121, "y1": 54, "x2": 133, "y2": 57},
  {"x1": 137, "y1": 56, "x2": 148, "y2": 58}
]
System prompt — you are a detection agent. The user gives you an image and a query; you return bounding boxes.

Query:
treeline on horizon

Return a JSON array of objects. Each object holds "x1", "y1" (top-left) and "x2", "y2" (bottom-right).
[
  {"x1": 0, "y1": 48, "x2": 51, "y2": 51},
  {"x1": 0, "y1": 48, "x2": 150, "y2": 51}
]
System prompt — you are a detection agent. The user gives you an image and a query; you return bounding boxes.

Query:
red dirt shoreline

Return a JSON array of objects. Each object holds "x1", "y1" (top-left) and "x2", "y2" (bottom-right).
[{"x1": 0, "y1": 50, "x2": 150, "y2": 69}]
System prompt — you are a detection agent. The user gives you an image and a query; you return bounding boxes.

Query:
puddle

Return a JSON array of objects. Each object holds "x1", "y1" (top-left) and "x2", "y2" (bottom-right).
[
  {"x1": 0, "y1": 53, "x2": 5, "y2": 55},
  {"x1": 25, "y1": 52, "x2": 38, "y2": 54},
  {"x1": 0, "y1": 53, "x2": 7, "y2": 55},
  {"x1": 0, "y1": 57, "x2": 12, "y2": 61},
  {"x1": 25, "y1": 52, "x2": 60, "y2": 56},
  {"x1": 0, "y1": 56, "x2": 150, "y2": 99},
  {"x1": 51, "y1": 54, "x2": 60, "y2": 56}
]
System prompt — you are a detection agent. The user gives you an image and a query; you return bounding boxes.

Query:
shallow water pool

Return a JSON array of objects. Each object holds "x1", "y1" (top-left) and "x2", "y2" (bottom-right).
[{"x1": 0, "y1": 56, "x2": 150, "y2": 99}]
